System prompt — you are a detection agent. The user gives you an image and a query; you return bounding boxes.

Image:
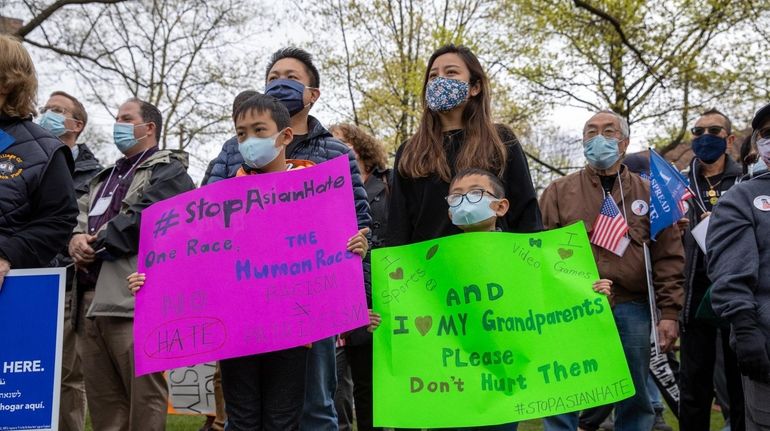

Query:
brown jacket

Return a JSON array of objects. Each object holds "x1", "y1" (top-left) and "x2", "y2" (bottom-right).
[{"x1": 539, "y1": 165, "x2": 684, "y2": 320}]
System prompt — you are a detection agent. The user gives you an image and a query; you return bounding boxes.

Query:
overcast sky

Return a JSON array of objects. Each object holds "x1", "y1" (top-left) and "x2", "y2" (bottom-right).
[{"x1": 23, "y1": 3, "x2": 652, "y2": 183}]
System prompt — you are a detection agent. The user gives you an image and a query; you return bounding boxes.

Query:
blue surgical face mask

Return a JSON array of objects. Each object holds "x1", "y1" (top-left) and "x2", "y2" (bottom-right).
[
  {"x1": 425, "y1": 77, "x2": 469, "y2": 112},
  {"x1": 38, "y1": 111, "x2": 69, "y2": 137},
  {"x1": 239, "y1": 134, "x2": 282, "y2": 169},
  {"x1": 583, "y1": 135, "x2": 620, "y2": 170},
  {"x1": 265, "y1": 79, "x2": 308, "y2": 116},
  {"x1": 750, "y1": 158, "x2": 768, "y2": 176},
  {"x1": 691, "y1": 134, "x2": 726, "y2": 164},
  {"x1": 449, "y1": 195, "x2": 497, "y2": 226},
  {"x1": 113, "y1": 122, "x2": 146, "y2": 153}
]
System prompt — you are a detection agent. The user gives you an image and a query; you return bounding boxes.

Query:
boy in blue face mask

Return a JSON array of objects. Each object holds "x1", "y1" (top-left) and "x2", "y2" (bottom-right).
[
  {"x1": 127, "y1": 92, "x2": 376, "y2": 431},
  {"x1": 443, "y1": 169, "x2": 519, "y2": 431},
  {"x1": 443, "y1": 169, "x2": 614, "y2": 431},
  {"x1": 446, "y1": 168, "x2": 510, "y2": 233}
]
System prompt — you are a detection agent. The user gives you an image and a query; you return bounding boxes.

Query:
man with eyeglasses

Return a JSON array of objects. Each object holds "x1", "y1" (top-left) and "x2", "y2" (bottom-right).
[
  {"x1": 38, "y1": 91, "x2": 103, "y2": 431},
  {"x1": 708, "y1": 102, "x2": 770, "y2": 430},
  {"x1": 538, "y1": 110, "x2": 684, "y2": 431},
  {"x1": 68, "y1": 98, "x2": 195, "y2": 430},
  {"x1": 677, "y1": 108, "x2": 746, "y2": 431}
]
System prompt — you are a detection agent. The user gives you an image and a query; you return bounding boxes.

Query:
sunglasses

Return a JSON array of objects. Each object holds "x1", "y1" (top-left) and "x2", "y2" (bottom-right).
[{"x1": 690, "y1": 126, "x2": 726, "y2": 136}]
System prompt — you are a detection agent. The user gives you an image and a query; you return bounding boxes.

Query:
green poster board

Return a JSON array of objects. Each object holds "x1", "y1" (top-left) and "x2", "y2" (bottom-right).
[{"x1": 372, "y1": 223, "x2": 634, "y2": 428}]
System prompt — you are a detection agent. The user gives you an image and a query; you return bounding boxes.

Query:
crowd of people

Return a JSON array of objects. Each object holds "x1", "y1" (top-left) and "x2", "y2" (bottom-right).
[{"x1": 1, "y1": 28, "x2": 769, "y2": 431}]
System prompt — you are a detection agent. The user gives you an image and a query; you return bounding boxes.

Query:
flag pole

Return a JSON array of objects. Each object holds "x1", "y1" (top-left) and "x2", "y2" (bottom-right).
[
  {"x1": 643, "y1": 242, "x2": 661, "y2": 355},
  {"x1": 686, "y1": 184, "x2": 708, "y2": 214}
]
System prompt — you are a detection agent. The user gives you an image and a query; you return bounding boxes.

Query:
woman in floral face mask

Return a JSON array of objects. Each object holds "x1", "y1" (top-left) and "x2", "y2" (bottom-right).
[{"x1": 387, "y1": 44, "x2": 541, "y2": 248}]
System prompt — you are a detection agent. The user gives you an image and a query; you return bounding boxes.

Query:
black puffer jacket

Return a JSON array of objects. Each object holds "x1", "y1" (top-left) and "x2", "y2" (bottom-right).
[
  {"x1": 365, "y1": 167, "x2": 390, "y2": 248},
  {"x1": 0, "y1": 115, "x2": 77, "y2": 268},
  {"x1": 72, "y1": 144, "x2": 103, "y2": 197},
  {"x1": 203, "y1": 116, "x2": 372, "y2": 229},
  {"x1": 50, "y1": 144, "x2": 103, "y2": 287}
]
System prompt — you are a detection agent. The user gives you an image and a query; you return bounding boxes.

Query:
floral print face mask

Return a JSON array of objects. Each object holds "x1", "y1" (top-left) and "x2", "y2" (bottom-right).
[{"x1": 425, "y1": 76, "x2": 469, "y2": 112}]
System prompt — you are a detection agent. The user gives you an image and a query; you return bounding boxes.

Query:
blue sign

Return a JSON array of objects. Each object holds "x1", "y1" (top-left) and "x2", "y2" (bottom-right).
[{"x1": 0, "y1": 269, "x2": 64, "y2": 431}]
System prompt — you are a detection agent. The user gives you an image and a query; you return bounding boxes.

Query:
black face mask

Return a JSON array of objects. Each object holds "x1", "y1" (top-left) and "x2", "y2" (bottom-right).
[
  {"x1": 265, "y1": 79, "x2": 306, "y2": 116},
  {"x1": 691, "y1": 134, "x2": 726, "y2": 164}
]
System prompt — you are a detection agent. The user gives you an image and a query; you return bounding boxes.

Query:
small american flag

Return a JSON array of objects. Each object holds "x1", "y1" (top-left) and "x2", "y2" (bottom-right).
[
  {"x1": 591, "y1": 194, "x2": 630, "y2": 252},
  {"x1": 678, "y1": 189, "x2": 694, "y2": 214}
]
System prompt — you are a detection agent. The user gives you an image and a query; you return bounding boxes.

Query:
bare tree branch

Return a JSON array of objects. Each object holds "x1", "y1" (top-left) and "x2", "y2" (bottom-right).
[{"x1": 15, "y1": 0, "x2": 128, "y2": 37}]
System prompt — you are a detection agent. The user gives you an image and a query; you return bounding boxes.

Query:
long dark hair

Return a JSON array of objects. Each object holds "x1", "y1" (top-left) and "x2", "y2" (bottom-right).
[{"x1": 398, "y1": 44, "x2": 507, "y2": 182}]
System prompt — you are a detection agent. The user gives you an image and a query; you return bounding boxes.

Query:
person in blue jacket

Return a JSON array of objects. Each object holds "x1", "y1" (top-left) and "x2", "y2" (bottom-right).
[{"x1": 203, "y1": 48, "x2": 371, "y2": 431}]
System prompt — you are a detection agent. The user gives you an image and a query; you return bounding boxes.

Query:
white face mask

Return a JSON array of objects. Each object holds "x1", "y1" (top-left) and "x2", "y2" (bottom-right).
[
  {"x1": 238, "y1": 134, "x2": 281, "y2": 168},
  {"x1": 448, "y1": 195, "x2": 498, "y2": 226}
]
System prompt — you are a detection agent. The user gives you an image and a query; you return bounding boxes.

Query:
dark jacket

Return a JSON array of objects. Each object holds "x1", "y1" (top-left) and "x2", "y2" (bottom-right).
[
  {"x1": 0, "y1": 115, "x2": 77, "y2": 268},
  {"x1": 72, "y1": 144, "x2": 103, "y2": 197},
  {"x1": 202, "y1": 137, "x2": 241, "y2": 185},
  {"x1": 346, "y1": 167, "x2": 391, "y2": 346},
  {"x1": 708, "y1": 172, "x2": 770, "y2": 337},
  {"x1": 682, "y1": 156, "x2": 742, "y2": 324},
  {"x1": 365, "y1": 167, "x2": 390, "y2": 248},
  {"x1": 203, "y1": 116, "x2": 371, "y2": 230},
  {"x1": 387, "y1": 126, "x2": 542, "y2": 246},
  {"x1": 50, "y1": 144, "x2": 103, "y2": 291},
  {"x1": 73, "y1": 149, "x2": 195, "y2": 317}
]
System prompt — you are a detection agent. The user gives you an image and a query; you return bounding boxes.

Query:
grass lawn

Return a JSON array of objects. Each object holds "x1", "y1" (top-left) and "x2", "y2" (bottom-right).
[{"x1": 86, "y1": 406, "x2": 726, "y2": 430}]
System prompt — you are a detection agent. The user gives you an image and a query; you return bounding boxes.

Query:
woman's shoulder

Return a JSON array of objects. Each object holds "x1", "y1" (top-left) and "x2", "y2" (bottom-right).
[{"x1": 493, "y1": 123, "x2": 520, "y2": 146}]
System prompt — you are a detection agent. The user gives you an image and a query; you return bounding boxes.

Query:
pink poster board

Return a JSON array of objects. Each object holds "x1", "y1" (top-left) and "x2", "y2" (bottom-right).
[{"x1": 134, "y1": 156, "x2": 368, "y2": 376}]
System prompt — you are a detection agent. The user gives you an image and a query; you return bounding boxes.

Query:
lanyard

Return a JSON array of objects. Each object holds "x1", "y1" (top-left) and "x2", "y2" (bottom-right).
[
  {"x1": 93, "y1": 149, "x2": 149, "y2": 205},
  {"x1": 600, "y1": 170, "x2": 629, "y2": 224}
]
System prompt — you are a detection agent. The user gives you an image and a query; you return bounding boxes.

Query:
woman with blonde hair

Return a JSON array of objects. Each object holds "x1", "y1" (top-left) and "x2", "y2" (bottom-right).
[{"x1": 0, "y1": 34, "x2": 77, "y2": 284}]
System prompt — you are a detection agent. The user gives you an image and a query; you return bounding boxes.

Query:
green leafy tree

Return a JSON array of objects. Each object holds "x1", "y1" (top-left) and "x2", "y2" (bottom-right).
[{"x1": 501, "y1": 0, "x2": 756, "y2": 155}]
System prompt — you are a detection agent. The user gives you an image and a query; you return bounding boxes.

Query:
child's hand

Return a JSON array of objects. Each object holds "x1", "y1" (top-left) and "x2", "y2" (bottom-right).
[
  {"x1": 367, "y1": 309, "x2": 382, "y2": 333},
  {"x1": 347, "y1": 227, "x2": 370, "y2": 258},
  {"x1": 127, "y1": 272, "x2": 146, "y2": 296},
  {"x1": 593, "y1": 279, "x2": 613, "y2": 296}
]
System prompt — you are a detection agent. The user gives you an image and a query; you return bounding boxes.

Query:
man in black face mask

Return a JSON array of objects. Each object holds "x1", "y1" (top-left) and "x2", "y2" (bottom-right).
[
  {"x1": 262, "y1": 47, "x2": 371, "y2": 431},
  {"x1": 679, "y1": 108, "x2": 745, "y2": 431}
]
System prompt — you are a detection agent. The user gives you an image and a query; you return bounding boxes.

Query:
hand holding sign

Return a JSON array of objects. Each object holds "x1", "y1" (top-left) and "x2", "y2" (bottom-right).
[
  {"x1": 134, "y1": 156, "x2": 369, "y2": 376},
  {"x1": 372, "y1": 223, "x2": 634, "y2": 428},
  {"x1": 0, "y1": 257, "x2": 9, "y2": 290}
]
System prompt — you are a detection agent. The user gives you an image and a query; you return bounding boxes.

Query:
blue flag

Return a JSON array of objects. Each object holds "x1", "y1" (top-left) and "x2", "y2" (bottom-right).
[{"x1": 649, "y1": 150, "x2": 690, "y2": 239}]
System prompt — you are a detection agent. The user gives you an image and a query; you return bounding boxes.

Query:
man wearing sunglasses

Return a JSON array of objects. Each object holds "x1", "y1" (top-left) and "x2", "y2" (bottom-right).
[
  {"x1": 679, "y1": 108, "x2": 745, "y2": 431},
  {"x1": 708, "y1": 102, "x2": 770, "y2": 430}
]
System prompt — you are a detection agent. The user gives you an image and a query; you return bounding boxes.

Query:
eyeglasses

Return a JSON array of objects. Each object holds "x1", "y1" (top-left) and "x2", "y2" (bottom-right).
[
  {"x1": 41, "y1": 106, "x2": 69, "y2": 115},
  {"x1": 445, "y1": 189, "x2": 498, "y2": 207},
  {"x1": 691, "y1": 126, "x2": 726, "y2": 136},
  {"x1": 584, "y1": 128, "x2": 619, "y2": 139},
  {"x1": 41, "y1": 106, "x2": 80, "y2": 122},
  {"x1": 756, "y1": 127, "x2": 770, "y2": 140}
]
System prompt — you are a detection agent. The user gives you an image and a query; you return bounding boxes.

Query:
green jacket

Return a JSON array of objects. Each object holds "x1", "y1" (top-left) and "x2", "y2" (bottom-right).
[{"x1": 73, "y1": 148, "x2": 195, "y2": 318}]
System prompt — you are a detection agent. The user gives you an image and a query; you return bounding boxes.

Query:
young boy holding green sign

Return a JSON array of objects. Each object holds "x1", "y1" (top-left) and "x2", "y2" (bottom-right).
[
  {"x1": 442, "y1": 169, "x2": 518, "y2": 431},
  {"x1": 446, "y1": 168, "x2": 511, "y2": 234},
  {"x1": 440, "y1": 169, "x2": 612, "y2": 431}
]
